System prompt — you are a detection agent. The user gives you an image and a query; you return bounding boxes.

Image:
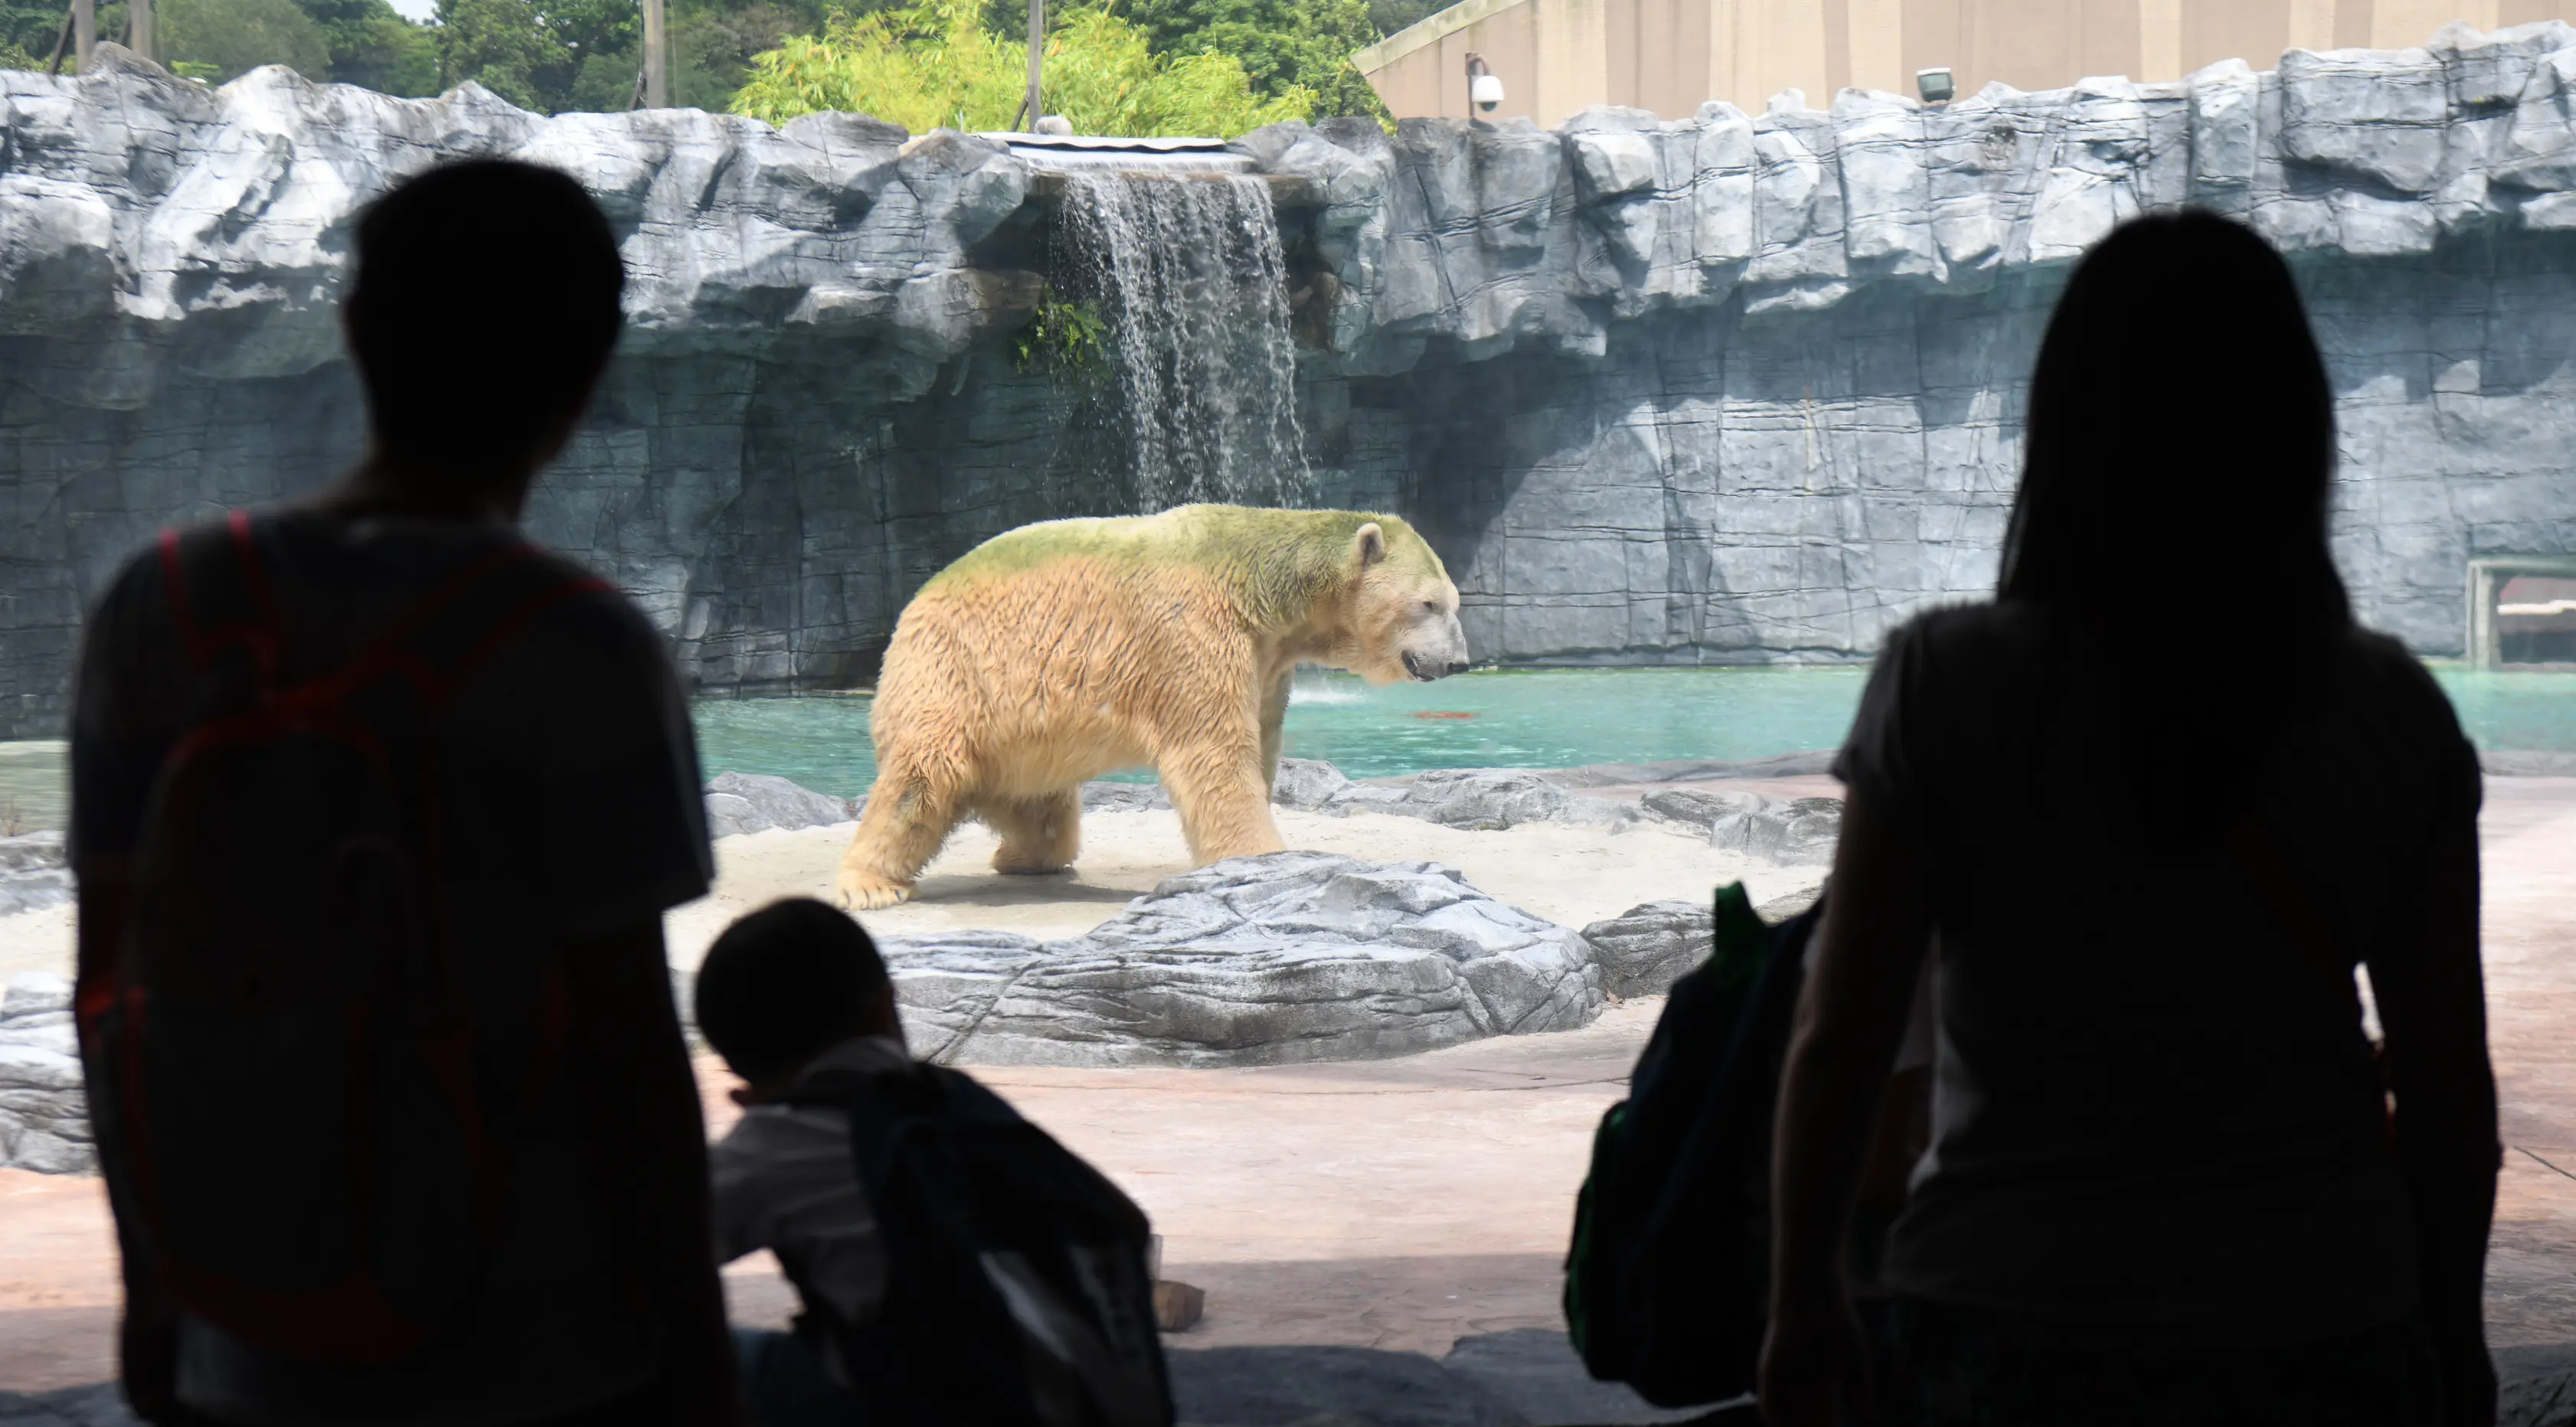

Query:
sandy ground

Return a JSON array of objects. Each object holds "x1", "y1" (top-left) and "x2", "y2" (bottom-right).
[
  {"x1": 3, "y1": 777, "x2": 2571, "y2": 1397},
  {"x1": 0, "y1": 906, "x2": 71, "y2": 988}
]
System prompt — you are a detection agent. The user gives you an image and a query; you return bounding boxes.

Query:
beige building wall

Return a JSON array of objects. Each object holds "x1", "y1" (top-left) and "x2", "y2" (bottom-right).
[{"x1": 1355, "y1": 0, "x2": 2576, "y2": 126}]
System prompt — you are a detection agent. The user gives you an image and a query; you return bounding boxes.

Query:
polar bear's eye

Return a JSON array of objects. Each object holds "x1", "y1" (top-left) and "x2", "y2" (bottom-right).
[{"x1": 1419, "y1": 600, "x2": 1437, "y2": 614}]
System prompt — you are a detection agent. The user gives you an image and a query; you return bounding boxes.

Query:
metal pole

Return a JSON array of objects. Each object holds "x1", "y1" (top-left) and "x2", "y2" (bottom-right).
[
  {"x1": 639, "y1": 0, "x2": 669, "y2": 108},
  {"x1": 71, "y1": 0, "x2": 93, "y2": 70},
  {"x1": 127, "y1": 0, "x2": 152, "y2": 64},
  {"x1": 1022, "y1": 0, "x2": 1042, "y2": 131},
  {"x1": 44, "y1": 0, "x2": 73, "y2": 73}
]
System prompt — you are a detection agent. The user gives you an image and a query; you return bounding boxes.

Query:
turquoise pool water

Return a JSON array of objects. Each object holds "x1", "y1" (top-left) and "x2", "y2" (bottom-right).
[
  {"x1": 691, "y1": 667, "x2": 1874, "y2": 798},
  {"x1": 0, "y1": 665, "x2": 2560, "y2": 828},
  {"x1": 689, "y1": 665, "x2": 2576, "y2": 799}
]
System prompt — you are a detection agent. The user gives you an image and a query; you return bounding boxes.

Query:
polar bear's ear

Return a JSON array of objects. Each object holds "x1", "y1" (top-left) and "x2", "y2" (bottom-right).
[{"x1": 1352, "y1": 522, "x2": 1388, "y2": 568}]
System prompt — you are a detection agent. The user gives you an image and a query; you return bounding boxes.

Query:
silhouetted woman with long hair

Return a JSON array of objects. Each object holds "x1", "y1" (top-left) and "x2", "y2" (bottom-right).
[{"x1": 1759, "y1": 211, "x2": 2499, "y2": 1426}]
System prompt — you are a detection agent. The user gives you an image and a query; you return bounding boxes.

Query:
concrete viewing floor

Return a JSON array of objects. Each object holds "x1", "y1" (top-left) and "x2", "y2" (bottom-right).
[{"x1": 1, "y1": 779, "x2": 2571, "y2": 1412}]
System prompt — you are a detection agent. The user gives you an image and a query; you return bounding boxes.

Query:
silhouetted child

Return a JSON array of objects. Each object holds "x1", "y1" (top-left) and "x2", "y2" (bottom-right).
[
  {"x1": 696, "y1": 897, "x2": 1175, "y2": 1427},
  {"x1": 697, "y1": 899, "x2": 910, "y2": 1425}
]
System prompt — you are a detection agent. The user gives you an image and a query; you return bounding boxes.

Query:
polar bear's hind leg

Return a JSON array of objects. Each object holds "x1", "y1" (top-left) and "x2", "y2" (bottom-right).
[
  {"x1": 836, "y1": 757, "x2": 965, "y2": 909},
  {"x1": 984, "y1": 789, "x2": 1082, "y2": 874}
]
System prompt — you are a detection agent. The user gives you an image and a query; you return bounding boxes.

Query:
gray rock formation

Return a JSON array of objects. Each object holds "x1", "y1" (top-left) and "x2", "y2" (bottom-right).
[
  {"x1": 2496, "y1": 1345, "x2": 2576, "y2": 1427},
  {"x1": 0, "y1": 832, "x2": 72, "y2": 916},
  {"x1": 884, "y1": 852, "x2": 1603, "y2": 1066},
  {"x1": 1639, "y1": 789, "x2": 1843, "y2": 864},
  {"x1": 704, "y1": 762, "x2": 1735, "y2": 841},
  {"x1": 5, "y1": 30, "x2": 2576, "y2": 732},
  {"x1": 1277, "y1": 762, "x2": 1591, "y2": 828},
  {"x1": 1268, "y1": 756, "x2": 1352, "y2": 810},
  {"x1": 1577, "y1": 880, "x2": 1826, "y2": 998},
  {"x1": 1167, "y1": 1343, "x2": 1528, "y2": 1426},
  {"x1": 1543, "y1": 752, "x2": 1839, "y2": 787},
  {"x1": 1080, "y1": 781, "x2": 1172, "y2": 812},
  {"x1": 0, "y1": 1383, "x2": 141, "y2": 1427},
  {"x1": 702, "y1": 771, "x2": 858, "y2": 838},
  {"x1": 1366, "y1": 769, "x2": 1571, "y2": 830},
  {"x1": 0, "y1": 972, "x2": 90, "y2": 1175},
  {"x1": 1757, "y1": 883, "x2": 1827, "y2": 922},
  {"x1": 1580, "y1": 900, "x2": 1714, "y2": 998},
  {"x1": 2485, "y1": 750, "x2": 2576, "y2": 776}
]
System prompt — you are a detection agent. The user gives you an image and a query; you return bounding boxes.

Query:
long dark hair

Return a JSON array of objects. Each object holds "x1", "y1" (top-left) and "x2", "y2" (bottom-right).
[{"x1": 1999, "y1": 211, "x2": 2351, "y2": 848}]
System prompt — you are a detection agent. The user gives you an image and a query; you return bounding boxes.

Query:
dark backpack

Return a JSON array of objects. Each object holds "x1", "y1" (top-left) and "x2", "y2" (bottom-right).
[
  {"x1": 81, "y1": 512, "x2": 603, "y2": 1364},
  {"x1": 1563, "y1": 881, "x2": 1822, "y2": 1409},
  {"x1": 786, "y1": 1060, "x2": 1174, "y2": 1427}
]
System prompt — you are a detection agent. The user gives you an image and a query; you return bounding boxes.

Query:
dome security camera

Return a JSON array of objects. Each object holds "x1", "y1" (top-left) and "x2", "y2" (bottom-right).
[{"x1": 1466, "y1": 53, "x2": 1503, "y2": 114}]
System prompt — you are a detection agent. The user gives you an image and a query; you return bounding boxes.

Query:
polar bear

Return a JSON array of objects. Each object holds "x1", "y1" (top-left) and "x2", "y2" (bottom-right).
[{"x1": 835, "y1": 505, "x2": 1470, "y2": 909}]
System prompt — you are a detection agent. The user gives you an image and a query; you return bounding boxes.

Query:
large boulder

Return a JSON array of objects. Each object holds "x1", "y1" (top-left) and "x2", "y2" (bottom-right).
[
  {"x1": 1268, "y1": 756, "x2": 1351, "y2": 810},
  {"x1": 702, "y1": 772, "x2": 858, "y2": 838},
  {"x1": 1391, "y1": 769, "x2": 1570, "y2": 829},
  {"x1": 884, "y1": 852, "x2": 1602, "y2": 1067},
  {"x1": 0, "y1": 972, "x2": 90, "y2": 1175},
  {"x1": 1640, "y1": 789, "x2": 1842, "y2": 865},
  {"x1": 1580, "y1": 900, "x2": 1712, "y2": 998},
  {"x1": 1080, "y1": 781, "x2": 1172, "y2": 812},
  {"x1": 0, "y1": 831, "x2": 70, "y2": 916}
]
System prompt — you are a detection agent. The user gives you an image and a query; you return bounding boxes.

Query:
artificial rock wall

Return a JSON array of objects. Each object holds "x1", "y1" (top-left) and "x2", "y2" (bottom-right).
[{"x1": 8, "y1": 26, "x2": 2576, "y2": 733}]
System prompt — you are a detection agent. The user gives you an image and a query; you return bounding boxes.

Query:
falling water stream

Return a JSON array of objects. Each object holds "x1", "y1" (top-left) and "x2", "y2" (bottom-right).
[{"x1": 1054, "y1": 171, "x2": 1314, "y2": 511}]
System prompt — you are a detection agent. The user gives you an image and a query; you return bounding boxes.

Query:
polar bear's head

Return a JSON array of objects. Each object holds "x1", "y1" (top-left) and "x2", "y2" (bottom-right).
[{"x1": 1339, "y1": 520, "x2": 1470, "y2": 685}]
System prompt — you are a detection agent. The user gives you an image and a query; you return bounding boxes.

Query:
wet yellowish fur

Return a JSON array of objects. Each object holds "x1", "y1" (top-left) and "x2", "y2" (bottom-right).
[{"x1": 835, "y1": 505, "x2": 1466, "y2": 909}]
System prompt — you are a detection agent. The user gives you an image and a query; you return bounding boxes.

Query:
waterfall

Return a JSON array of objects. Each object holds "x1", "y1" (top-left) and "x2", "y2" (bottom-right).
[{"x1": 1053, "y1": 171, "x2": 1314, "y2": 511}]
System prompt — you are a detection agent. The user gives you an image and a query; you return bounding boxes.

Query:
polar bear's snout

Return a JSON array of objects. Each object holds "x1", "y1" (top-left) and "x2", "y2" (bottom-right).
[
  {"x1": 1399, "y1": 611, "x2": 1471, "y2": 681},
  {"x1": 1401, "y1": 649, "x2": 1466, "y2": 681}
]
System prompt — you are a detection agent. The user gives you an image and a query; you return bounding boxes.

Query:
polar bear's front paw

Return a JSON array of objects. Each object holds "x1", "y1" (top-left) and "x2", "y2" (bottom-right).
[{"x1": 835, "y1": 869, "x2": 914, "y2": 910}]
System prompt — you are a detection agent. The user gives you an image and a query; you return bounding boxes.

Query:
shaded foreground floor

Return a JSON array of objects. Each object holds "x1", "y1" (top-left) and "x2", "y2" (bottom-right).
[{"x1": 2, "y1": 779, "x2": 2573, "y2": 1422}]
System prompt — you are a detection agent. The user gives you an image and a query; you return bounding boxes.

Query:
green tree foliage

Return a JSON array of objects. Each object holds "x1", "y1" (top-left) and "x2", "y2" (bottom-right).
[
  {"x1": 668, "y1": 0, "x2": 834, "y2": 109},
  {"x1": 1365, "y1": 0, "x2": 1445, "y2": 38},
  {"x1": 0, "y1": 0, "x2": 136, "y2": 70},
  {"x1": 0, "y1": 0, "x2": 65, "y2": 68},
  {"x1": 433, "y1": 0, "x2": 634, "y2": 110},
  {"x1": 1122, "y1": 0, "x2": 1384, "y2": 119},
  {"x1": 1, "y1": 0, "x2": 1409, "y2": 126},
  {"x1": 297, "y1": 0, "x2": 439, "y2": 92},
  {"x1": 730, "y1": 0, "x2": 1309, "y2": 137},
  {"x1": 159, "y1": 0, "x2": 332, "y2": 80},
  {"x1": 0, "y1": 0, "x2": 433, "y2": 93}
]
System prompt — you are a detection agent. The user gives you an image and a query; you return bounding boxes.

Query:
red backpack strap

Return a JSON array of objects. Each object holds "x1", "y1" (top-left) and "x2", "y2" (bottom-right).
[
  {"x1": 253, "y1": 537, "x2": 614, "y2": 719},
  {"x1": 398, "y1": 546, "x2": 614, "y2": 709},
  {"x1": 155, "y1": 510, "x2": 284, "y2": 684}
]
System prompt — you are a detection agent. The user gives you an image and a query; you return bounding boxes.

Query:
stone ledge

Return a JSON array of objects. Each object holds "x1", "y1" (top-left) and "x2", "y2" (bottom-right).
[
  {"x1": 888, "y1": 851, "x2": 1606, "y2": 1068},
  {"x1": 0, "y1": 972, "x2": 88, "y2": 1176}
]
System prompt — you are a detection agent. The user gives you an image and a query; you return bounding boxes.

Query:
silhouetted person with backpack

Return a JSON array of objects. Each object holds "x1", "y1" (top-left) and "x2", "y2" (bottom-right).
[
  {"x1": 695, "y1": 898, "x2": 1173, "y2": 1427},
  {"x1": 1760, "y1": 211, "x2": 2499, "y2": 1427},
  {"x1": 70, "y1": 160, "x2": 738, "y2": 1425}
]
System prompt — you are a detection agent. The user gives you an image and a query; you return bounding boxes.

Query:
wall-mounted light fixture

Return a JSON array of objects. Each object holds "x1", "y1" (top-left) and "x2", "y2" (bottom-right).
[
  {"x1": 1466, "y1": 52, "x2": 1505, "y2": 114},
  {"x1": 1916, "y1": 67, "x2": 1955, "y2": 104}
]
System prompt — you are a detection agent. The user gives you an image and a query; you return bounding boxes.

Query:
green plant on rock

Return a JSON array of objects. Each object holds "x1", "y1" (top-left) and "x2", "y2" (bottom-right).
[{"x1": 1013, "y1": 289, "x2": 1110, "y2": 386}]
